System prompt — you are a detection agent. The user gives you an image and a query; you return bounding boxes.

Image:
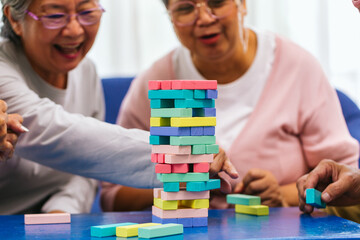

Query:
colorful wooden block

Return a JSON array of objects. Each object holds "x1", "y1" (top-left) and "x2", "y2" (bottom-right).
[
  {"x1": 155, "y1": 164, "x2": 172, "y2": 174},
  {"x1": 206, "y1": 144, "x2": 219, "y2": 154},
  {"x1": 181, "y1": 199, "x2": 209, "y2": 209},
  {"x1": 164, "y1": 154, "x2": 213, "y2": 164},
  {"x1": 150, "y1": 135, "x2": 170, "y2": 145},
  {"x1": 148, "y1": 90, "x2": 193, "y2": 99},
  {"x1": 235, "y1": 205, "x2": 269, "y2": 216},
  {"x1": 192, "y1": 145, "x2": 206, "y2": 154},
  {"x1": 158, "y1": 173, "x2": 209, "y2": 183},
  {"x1": 190, "y1": 127, "x2": 204, "y2": 136},
  {"x1": 163, "y1": 182, "x2": 180, "y2": 192},
  {"x1": 174, "y1": 99, "x2": 215, "y2": 108},
  {"x1": 206, "y1": 89, "x2": 218, "y2": 99},
  {"x1": 151, "y1": 108, "x2": 192, "y2": 118},
  {"x1": 161, "y1": 81, "x2": 172, "y2": 90},
  {"x1": 151, "y1": 99, "x2": 174, "y2": 109},
  {"x1": 226, "y1": 194, "x2": 261, "y2": 206},
  {"x1": 171, "y1": 80, "x2": 217, "y2": 90},
  {"x1": 152, "y1": 145, "x2": 191, "y2": 155},
  {"x1": 193, "y1": 162, "x2": 210, "y2": 173},
  {"x1": 192, "y1": 217, "x2": 208, "y2": 227},
  {"x1": 171, "y1": 117, "x2": 216, "y2": 127},
  {"x1": 152, "y1": 206, "x2": 208, "y2": 219},
  {"x1": 24, "y1": 213, "x2": 71, "y2": 225},
  {"x1": 148, "y1": 80, "x2": 161, "y2": 90},
  {"x1": 138, "y1": 223, "x2": 184, "y2": 239},
  {"x1": 152, "y1": 215, "x2": 177, "y2": 224},
  {"x1": 157, "y1": 154, "x2": 165, "y2": 163},
  {"x1": 172, "y1": 164, "x2": 189, "y2": 173},
  {"x1": 186, "y1": 179, "x2": 220, "y2": 192},
  {"x1": 192, "y1": 108, "x2": 216, "y2": 117},
  {"x1": 177, "y1": 218, "x2": 193, "y2": 227},
  {"x1": 203, "y1": 127, "x2": 216, "y2": 136},
  {"x1": 170, "y1": 136, "x2": 216, "y2": 146},
  {"x1": 150, "y1": 127, "x2": 191, "y2": 136},
  {"x1": 206, "y1": 179, "x2": 221, "y2": 190},
  {"x1": 116, "y1": 223, "x2": 160, "y2": 237},
  {"x1": 91, "y1": 222, "x2": 136, "y2": 237},
  {"x1": 150, "y1": 117, "x2": 170, "y2": 127},
  {"x1": 194, "y1": 90, "x2": 206, "y2": 99},
  {"x1": 153, "y1": 188, "x2": 162, "y2": 198},
  {"x1": 306, "y1": 188, "x2": 326, "y2": 208},
  {"x1": 154, "y1": 198, "x2": 179, "y2": 210},
  {"x1": 151, "y1": 153, "x2": 158, "y2": 163},
  {"x1": 157, "y1": 190, "x2": 210, "y2": 201}
]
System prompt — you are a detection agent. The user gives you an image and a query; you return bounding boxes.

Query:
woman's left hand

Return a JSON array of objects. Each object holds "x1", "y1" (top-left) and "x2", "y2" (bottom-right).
[
  {"x1": 234, "y1": 168, "x2": 287, "y2": 207},
  {"x1": 209, "y1": 147, "x2": 239, "y2": 179}
]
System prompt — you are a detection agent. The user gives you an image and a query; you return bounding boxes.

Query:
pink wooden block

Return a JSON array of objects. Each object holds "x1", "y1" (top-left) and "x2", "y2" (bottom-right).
[
  {"x1": 193, "y1": 163, "x2": 210, "y2": 173},
  {"x1": 24, "y1": 213, "x2": 71, "y2": 225},
  {"x1": 151, "y1": 153, "x2": 158, "y2": 163},
  {"x1": 160, "y1": 190, "x2": 210, "y2": 201},
  {"x1": 152, "y1": 145, "x2": 191, "y2": 155},
  {"x1": 171, "y1": 80, "x2": 217, "y2": 90},
  {"x1": 155, "y1": 164, "x2": 171, "y2": 173},
  {"x1": 149, "y1": 80, "x2": 161, "y2": 90},
  {"x1": 165, "y1": 154, "x2": 213, "y2": 164},
  {"x1": 157, "y1": 153, "x2": 165, "y2": 164},
  {"x1": 152, "y1": 206, "x2": 208, "y2": 219},
  {"x1": 153, "y1": 188, "x2": 162, "y2": 198},
  {"x1": 171, "y1": 164, "x2": 189, "y2": 173},
  {"x1": 161, "y1": 81, "x2": 172, "y2": 90}
]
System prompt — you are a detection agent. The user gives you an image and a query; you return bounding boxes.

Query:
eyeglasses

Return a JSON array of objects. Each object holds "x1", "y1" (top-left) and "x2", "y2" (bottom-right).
[
  {"x1": 168, "y1": 0, "x2": 235, "y2": 27},
  {"x1": 25, "y1": 5, "x2": 105, "y2": 30}
]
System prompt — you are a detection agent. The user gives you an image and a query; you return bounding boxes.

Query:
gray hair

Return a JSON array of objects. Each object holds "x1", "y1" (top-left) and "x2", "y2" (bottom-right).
[
  {"x1": 1, "y1": 0, "x2": 32, "y2": 44},
  {"x1": 162, "y1": 0, "x2": 242, "y2": 8}
]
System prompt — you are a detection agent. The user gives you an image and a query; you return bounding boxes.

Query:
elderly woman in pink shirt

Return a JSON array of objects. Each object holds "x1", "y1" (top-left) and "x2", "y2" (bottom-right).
[{"x1": 101, "y1": 0, "x2": 359, "y2": 211}]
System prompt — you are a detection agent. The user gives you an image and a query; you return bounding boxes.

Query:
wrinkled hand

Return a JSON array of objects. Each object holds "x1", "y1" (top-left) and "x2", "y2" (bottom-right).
[
  {"x1": 297, "y1": 159, "x2": 360, "y2": 214},
  {"x1": 234, "y1": 168, "x2": 286, "y2": 207},
  {"x1": 209, "y1": 147, "x2": 239, "y2": 179}
]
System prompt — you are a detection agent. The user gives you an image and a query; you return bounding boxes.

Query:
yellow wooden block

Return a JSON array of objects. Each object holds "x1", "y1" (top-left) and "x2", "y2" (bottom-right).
[
  {"x1": 171, "y1": 117, "x2": 216, "y2": 127},
  {"x1": 181, "y1": 199, "x2": 209, "y2": 209},
  {"x1": 150, "y1": 117, "x2": 170, "y2": 127},
  {"x1": 116, "y1": 223, "x2": 161, "y2": 237},
  {"x1": 235, "y1": 205, "x2": 269, "y2": 216},
  {"x1": 153, "y1": 198, "x2": 178, "y2": 210}
]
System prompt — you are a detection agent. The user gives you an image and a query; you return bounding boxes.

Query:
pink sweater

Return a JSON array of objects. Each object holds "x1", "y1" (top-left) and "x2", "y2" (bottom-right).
[{"x1": 101, "y1": 36, "x2": 359, "y2": 211}]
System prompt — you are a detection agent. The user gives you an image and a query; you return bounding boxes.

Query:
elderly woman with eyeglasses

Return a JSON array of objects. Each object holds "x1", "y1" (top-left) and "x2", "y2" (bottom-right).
[{"x1": 101, "y1": 0, "x2": 359, "y2": 211}]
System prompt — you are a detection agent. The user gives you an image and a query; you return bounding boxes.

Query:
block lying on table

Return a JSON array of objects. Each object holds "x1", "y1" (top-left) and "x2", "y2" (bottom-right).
[
  {"x1": 24, "y1": 213, "x2": 71, "y2": 225},
  {"x1": 138, "y1": 223, "x2": 183, "y2": 239},
  {"x1": 235, "y1": 205, "x2": 269, "y2": 216},
  {"x1": 116, "y1": 223, "x2": 160, "y2": 238},
  {"x1": 226, "y1": 194, "x2": 261, "y2": 206},
  {"x1": 91, "y1": 222, "x2": 136, "y2": 237}
]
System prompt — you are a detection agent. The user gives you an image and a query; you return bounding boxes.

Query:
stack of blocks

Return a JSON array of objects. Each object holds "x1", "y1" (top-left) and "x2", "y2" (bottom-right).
[
  {"x1": 149, "y1": 80, "x2": 221, "y2": 227},
  {"x1": 227, "y1": 194, "x2": 269, "y2": 216}
]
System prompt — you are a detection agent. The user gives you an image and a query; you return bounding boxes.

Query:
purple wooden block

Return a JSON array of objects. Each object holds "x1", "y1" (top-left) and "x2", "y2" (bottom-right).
[
  {"x1": 150, "y1": 127, "x2": 191, "y2": 136},
  {"x1": 193, "y1": 217, "x2": 208, "y2": 227},
  {"x1": 206, "y1": 90, "x2": 218, "y2": 99},
  {"x1": 191, "y1": 127, "x2": 204, "y2": 136},
  {"x1": 178, "y1": 218, "x2": 193, "y2": 228},
  {"x1": 203, "y1": 127, "x2": 215, "y2": 136},
  {"x1": 152, "y1": 215, "x2": 178, "y2": 224}
]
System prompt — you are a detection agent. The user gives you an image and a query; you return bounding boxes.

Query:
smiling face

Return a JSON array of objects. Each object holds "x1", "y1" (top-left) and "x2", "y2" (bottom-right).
[
  {"x1": 11, "y1": 0, "x2": 101, "y2": 79},
  {"x1": 169, "y1": 0, "x2": 244, "y2": 63}
]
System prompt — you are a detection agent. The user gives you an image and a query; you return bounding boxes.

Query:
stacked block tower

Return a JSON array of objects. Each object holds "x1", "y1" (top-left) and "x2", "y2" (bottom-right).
[{"x1": 148, "y1": 80, "x2": 221, "y2": 227}]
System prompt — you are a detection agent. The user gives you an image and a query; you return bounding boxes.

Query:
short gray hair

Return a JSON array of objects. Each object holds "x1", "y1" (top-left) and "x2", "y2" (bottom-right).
[
  {"x1": 1, "y1": 0, "x2": 32, "y2": 44},
  {"x1": 162, "y1": 0, "x2": 168, "y2": 7}
]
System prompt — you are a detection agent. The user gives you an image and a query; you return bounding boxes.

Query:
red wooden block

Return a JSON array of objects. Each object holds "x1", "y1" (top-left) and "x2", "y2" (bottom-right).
[
  {"x1": 151, "y1": 153, "x2": 158, "y2": 163},
  {"x1": 157, "y1": 153, "x2": 165, "y2": 164},
  {"x1": 171, "y1": 80, "x2": 217, "y2": 90},
  {"x1": 155, "y1": 164, "x2": 172, "y2": 173},
  {"x1": 149, "y1": 81, "x2": 161, "y2": 90},
  {"x1": 172, "y1": 163, "x2": 189, "y2": 173},
  {"x1": 161, "y1": 81, "x2": 172, "y2": 90},
  {"x1": 193, "y1": 163, "x2": 210, "y2": 173}
]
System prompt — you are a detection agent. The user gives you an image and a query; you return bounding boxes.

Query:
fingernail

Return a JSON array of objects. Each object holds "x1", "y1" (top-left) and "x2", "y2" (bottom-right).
[
  {"x1": 322, "y1": 192, "x2": 331, "y2": 203},
  {"x1": 21, "y1": 125, "x2": 29, "y2": 132}
]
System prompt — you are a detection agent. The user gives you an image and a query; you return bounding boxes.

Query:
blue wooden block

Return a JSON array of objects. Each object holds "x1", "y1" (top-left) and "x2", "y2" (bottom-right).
[
  {"x1": 150, "y1": 99, "x2": 174, "y2": 109},
  {"x1": 164, "y1": 182, "x2": 180, "y2": 192},
  {"x1": 177, "y1": 218, "x2": 193, "y2": 228},
  {"x1": 91, "y1": 222, "x2": 137, "y2": 237},
  {"x1": 191, "y1": 127, "x2": 204, "y2": 136},
  {"x1": 150, "y1": 127, "x2": 191, "y2": 136},
  {"x1": 306, "y1": 188, "x2": 326, "y2": 208},
  {"x1": 192, "y1": 108, "x2": 216, "y2": 117},
  {"x1": 175, "y1": 99, "x2": 215, "y2": 108},
  {"x1": 206, "y1": 179, "x2": 221, "y2": 190},
  {"x1": 152, "y1": 215, "x2": 178, "y2": 224},
  {"x1": 186, "y1": 181, "x2": 207, "y2": 192},
  {"x1": 150, "y1": 135, "x2": 170, "y2": 145},
  {"x1": 203, "y1": 127, "x2": 215, "y2": 135},
  {"x1": 149, "y1": 90, "x2": 194, "y2": 99},
  {"x1": 206, "y1": 90, "x2": 218, "y2": 99},
  {"x1": 194, "y1": 90, "x2": 206, "y2": 99},
  {"x1": 192, "y1": 217, "x2": 208, "y2": 227}
]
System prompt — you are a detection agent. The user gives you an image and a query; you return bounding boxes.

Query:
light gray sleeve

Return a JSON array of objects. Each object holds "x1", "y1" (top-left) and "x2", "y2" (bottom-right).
[{"x1": 0, "y1": 65, "x2": 161, "y2": 189}]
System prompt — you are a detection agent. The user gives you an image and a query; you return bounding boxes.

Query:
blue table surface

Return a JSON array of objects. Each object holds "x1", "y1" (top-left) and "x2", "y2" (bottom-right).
[{"x1": 1, "y1": 208, "x2": 360, "y2": 239}]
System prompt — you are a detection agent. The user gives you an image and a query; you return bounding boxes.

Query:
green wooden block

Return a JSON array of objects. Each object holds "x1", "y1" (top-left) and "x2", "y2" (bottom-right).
[
  {"x1": 158, "y1": 173, "x2": 209, "y2": 183},
  {"x1": 192, "y1": 145, "x2": 206, "y2": 154},
  {"x1": 194, "y1": 90, "x2": 206, "y2": 99},
  {"x1": 150, "y1": 99, "x2": 174, "y2": 109},
  {"x1": 174, "y1": 99, "x2": 215, "y2": 108},
  {"x1": 170, "y1": 136, "x2": 216, "y2": 146},
  {"x1": 151, "y1": 108, "x2": 192, "y2": 118},
  {"x1": 206, "y1": 144, "x2": 219, "y2": 154},
  {"x1": 150, "y1": 136, "x2": 170, "y2": 145},
  {"x1": 164, "y1": 182, "x2": 180, "y2": 192},
  {"x1": 306, "y1": 188, "x2": 326, "y2": 208},
  {"x1": 91, "y1": 222, "x2": 137, "y2": 237},
  {"x1": 138, "y1": 223, "x2": 183, "y2": 238},
  {"x1": 227, "y1": 194, "x2": 261, "y2": 206},
  {"x1": 149, "y1": 90, "x2": 193, "y2": 99}
]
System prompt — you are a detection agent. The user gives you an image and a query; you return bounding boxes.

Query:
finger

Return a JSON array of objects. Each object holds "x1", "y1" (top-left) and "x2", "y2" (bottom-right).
[
  {"x1": 296, "y1": 175, "x2": 307, "y2": 202},
  {"x1": 242, "y1": 169, "x2": 267, "y2": 187},
  {"x1": 243, "y1": 177, "x2": 270, "y2": 195},
  {"x1": 233, "y1": 181, "x2": 244, "y2": 193},
  {"x1": 209, "y1": 153, "x2": 226, "y2": 176},
  {"x1": 219, "y1": 177, "x2": 232, "y2": 194},
  {"x1": 221, "y1": 158, "x2": 239, "y2": 179},
  {"x1": 0, "y1": 100, "x2": 7, "y2": 112},
  {"x1": 304, "y1": 160, "x2": 334, "y2": 190},
  {"x1": 6, "y1": 133, "x2": 18, "y2": 147},
  {"x1": 321, "y1": 176, "x2": 352, "y2": 203},
  {"x1": 7, "y1": 114, "x2": 26, "y2": 133}
]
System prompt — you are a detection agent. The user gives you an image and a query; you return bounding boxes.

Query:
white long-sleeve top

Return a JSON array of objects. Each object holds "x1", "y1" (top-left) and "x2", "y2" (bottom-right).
[{"x1": 0, "y1": 40, "x2": 159, "y2": 214}]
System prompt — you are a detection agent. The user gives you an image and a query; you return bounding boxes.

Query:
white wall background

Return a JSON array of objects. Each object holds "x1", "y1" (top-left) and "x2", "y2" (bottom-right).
[{"x1": 1, "y1": 0, "x2": 360, "y2": 102}]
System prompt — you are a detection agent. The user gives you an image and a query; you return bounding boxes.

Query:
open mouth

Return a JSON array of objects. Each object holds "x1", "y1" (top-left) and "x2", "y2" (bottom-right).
[
  {"x1": 200, "y1": 33, "x2": 219, "y2": 39},
  {"x1": 54, "y1": 43, "x2": 83, "y2": 57},
  {"x1": 199, "y1": 33, "x2": 220, "y2": 45}
]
